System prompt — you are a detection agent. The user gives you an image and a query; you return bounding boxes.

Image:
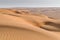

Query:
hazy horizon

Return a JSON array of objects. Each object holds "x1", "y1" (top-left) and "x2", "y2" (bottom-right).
[{"x1": 0, "y1": 0, "x2": 60, "y2": 8}]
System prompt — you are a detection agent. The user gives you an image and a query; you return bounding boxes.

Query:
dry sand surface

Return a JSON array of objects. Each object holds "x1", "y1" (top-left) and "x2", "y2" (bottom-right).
[{"x1": 0, "y1": 8, "x2": 60, "y2": 40}]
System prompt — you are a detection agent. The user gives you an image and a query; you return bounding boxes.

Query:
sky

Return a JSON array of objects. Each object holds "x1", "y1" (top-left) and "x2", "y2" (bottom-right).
[{"x1": 0, "y1": 0, "x2": 60, "y2": 8}]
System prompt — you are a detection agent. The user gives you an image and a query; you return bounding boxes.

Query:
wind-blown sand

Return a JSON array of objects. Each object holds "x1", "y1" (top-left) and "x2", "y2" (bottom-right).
[{"x1": 0, "y1": 8, "x2": 60, "y2": 40}]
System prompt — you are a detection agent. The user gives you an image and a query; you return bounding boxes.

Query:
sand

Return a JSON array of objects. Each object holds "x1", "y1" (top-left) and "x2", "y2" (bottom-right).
[{"x1": 0, "y1": 8, "x2": 60, "y2": 40}]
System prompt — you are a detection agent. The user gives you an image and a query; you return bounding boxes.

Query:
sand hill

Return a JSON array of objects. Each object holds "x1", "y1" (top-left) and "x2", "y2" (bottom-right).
[{"x1": 0, "y1": 8, "x2": 60, "y2": 40}]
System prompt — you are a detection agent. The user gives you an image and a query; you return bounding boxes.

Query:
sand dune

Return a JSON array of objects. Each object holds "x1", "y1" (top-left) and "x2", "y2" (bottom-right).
[{"x1": 0, "y1": 8, "x2": 60, "y2": 40}]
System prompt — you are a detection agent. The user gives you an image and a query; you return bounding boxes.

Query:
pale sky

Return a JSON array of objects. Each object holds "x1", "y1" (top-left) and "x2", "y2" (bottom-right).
[{"x1": 0, "y1": 0, "x2": 60, "y2": 8}]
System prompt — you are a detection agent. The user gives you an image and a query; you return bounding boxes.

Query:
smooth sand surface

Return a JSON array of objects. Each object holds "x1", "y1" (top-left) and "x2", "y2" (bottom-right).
[{"x1": 0, "y1": 27, "x2": 55, "y2": 40}]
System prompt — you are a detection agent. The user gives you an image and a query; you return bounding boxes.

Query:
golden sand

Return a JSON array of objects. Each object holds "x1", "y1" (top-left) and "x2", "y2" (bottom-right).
[{"x1": 0, "y1": 9, "x2": 60, "y2": 40}]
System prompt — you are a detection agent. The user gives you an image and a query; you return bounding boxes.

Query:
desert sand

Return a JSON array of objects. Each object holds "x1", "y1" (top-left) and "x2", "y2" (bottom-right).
[{"x1": 0, "y1": 8, "x2": 60, "y2": 40}]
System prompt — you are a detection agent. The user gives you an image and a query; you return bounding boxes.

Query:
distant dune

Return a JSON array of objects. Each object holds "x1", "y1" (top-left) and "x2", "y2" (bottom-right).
[{"x1": 12, "y1": 7, "x2": 60, "y2": 19}]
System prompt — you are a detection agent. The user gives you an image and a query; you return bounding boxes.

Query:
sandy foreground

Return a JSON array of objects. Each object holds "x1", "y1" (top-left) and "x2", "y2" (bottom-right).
[{"x1": 0, "y1": 8, "x2": 60, "y2": 40}]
